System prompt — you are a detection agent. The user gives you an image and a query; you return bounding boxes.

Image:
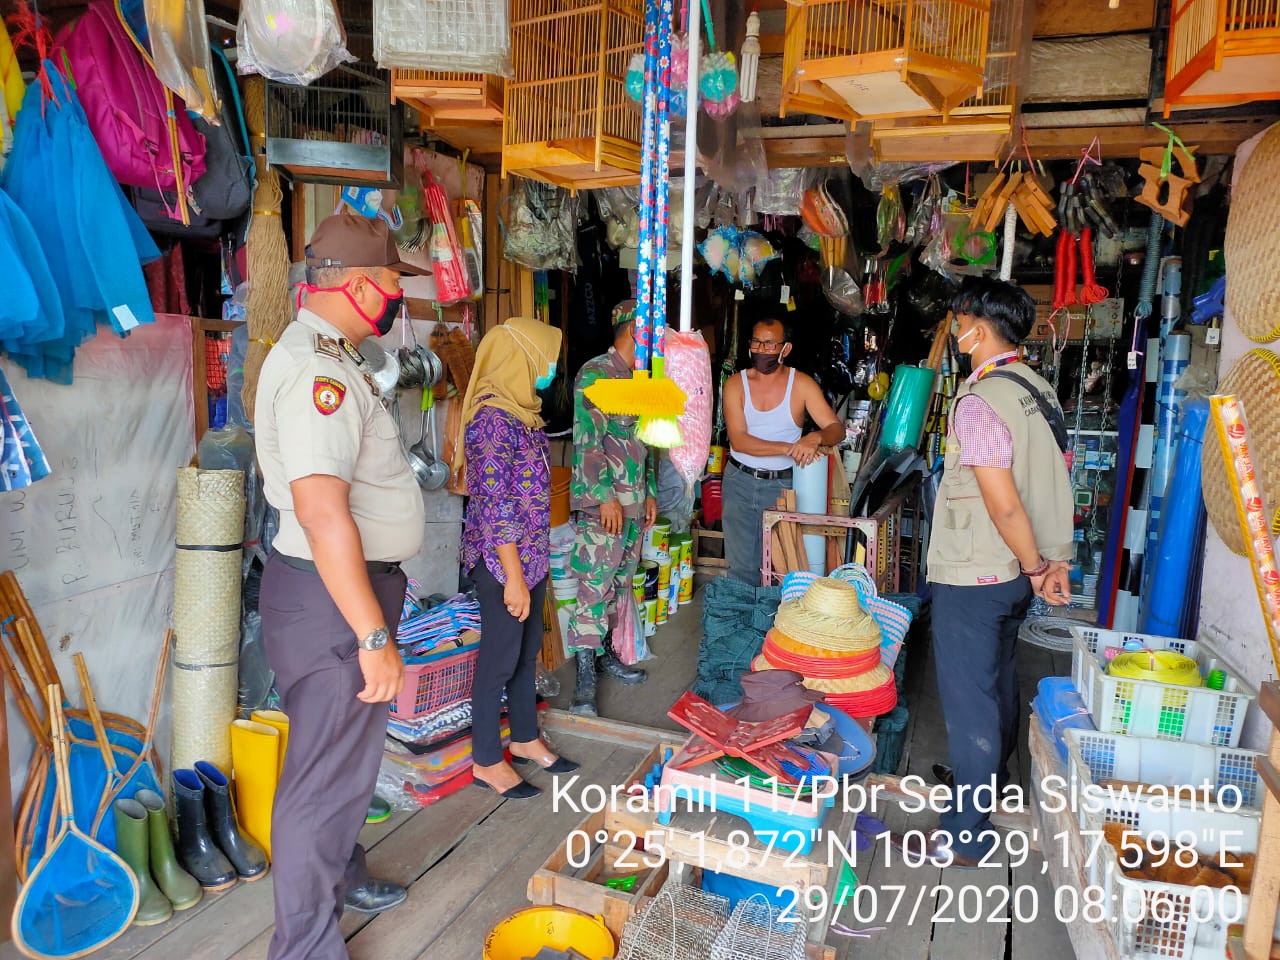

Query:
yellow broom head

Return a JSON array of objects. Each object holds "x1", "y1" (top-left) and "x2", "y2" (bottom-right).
[
  {"x1": 638, "y1": 415, "x2": 683, "y2": 448},
  {"x1": 583, "y1": 371, "x2": 687, "y2": 418}
]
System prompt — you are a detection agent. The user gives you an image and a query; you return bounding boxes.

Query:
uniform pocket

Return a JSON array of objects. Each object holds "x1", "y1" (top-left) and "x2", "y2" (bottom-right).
[
  {"x1": 934, "y1": 506, "x2": 974, "y2": 563},
  {"x1": 371, "y1": 406, "x2": 402, "y2": 441}
]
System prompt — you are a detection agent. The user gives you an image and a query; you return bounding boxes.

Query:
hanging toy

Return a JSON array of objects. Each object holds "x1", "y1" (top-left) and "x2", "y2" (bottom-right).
[
  {"x1": 625, "y1": 52, "x2": 646, "y2": 101},
  {"x1": 693, "y1": 0, "x2": 737, "y2": 117}
]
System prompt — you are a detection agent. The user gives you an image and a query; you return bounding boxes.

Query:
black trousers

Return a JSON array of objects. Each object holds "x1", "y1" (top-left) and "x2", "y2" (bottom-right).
[
  {"x1": 930, "y1": 578, "x2": 1031, "y2": 859},
  {"x1": 469, "y1": 562, "x2": 548, "y2": 766},
  {"x1": 260, "y1": 552, "x2": 407, "y2": 960}
]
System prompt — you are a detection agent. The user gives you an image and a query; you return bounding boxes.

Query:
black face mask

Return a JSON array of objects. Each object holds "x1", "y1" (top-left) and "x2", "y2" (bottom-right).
[
  {"x1": 373, "y1": 295, "x2": 403, "y2": 337},
  {"x1": 750, "y1": 352, "x2": 783, "y2": 375},
  {"x1": 950, "y1": 334, "x2": 974, "y2": 379}
]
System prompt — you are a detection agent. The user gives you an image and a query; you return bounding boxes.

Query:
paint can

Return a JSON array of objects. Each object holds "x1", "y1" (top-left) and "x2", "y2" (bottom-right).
[
  {"x1": 655, "y1": 552, "x2": 671, "y2": 624},
  {"x1": 649, "y1": 518, "x2": 671, "y2": 557},
  {"x1": 707, "y1": 445, "x2": 727, "y2": 475},
  {"x1": 632, "y1": 568, "x2": 647, "y2": 606},
  {"x1": 643, "y1": 600, "x2": 657, "y2": 637}
]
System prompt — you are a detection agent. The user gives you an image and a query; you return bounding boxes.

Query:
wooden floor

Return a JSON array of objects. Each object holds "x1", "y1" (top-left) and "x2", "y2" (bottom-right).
[{"x1": 2, "y1": 590, "x2": 1081, "y2": 960}]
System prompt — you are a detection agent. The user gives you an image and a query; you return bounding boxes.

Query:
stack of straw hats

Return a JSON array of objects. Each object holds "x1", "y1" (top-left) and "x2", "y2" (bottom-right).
[{"x1": 753, "y1": 577, "x2": 898, "y2": 716}]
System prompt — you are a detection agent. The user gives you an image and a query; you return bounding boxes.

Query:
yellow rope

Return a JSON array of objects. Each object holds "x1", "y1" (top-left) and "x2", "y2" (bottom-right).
[{"x1": 1106, "y1": 649, "x2": 1203, "y2": 686}]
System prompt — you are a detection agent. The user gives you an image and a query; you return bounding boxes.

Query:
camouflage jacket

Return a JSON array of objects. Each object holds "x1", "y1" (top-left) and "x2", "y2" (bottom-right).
[{"x1": 571, "y1": 347, "x2": 656, "y2": 517}]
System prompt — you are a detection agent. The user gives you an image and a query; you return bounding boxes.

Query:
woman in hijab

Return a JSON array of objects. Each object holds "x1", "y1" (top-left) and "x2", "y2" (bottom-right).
[{"x1": 456, "y1": 317, "x2": 575, "y2": 799}]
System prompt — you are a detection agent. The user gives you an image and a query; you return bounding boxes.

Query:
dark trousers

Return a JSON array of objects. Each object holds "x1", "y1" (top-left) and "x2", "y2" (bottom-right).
[
  {"x1": 469, "y1": 562, "x2": 548, "y2": 766},
  {"x1": 260, "y1": 552, "x2": 407, "y2": 960},
  {"x1": 930, "y1": 578, "x2": 1031, "y2": 859}
]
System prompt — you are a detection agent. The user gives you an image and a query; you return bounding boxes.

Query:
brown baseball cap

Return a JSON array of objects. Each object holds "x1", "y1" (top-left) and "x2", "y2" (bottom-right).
[{"x1": 305, "y1": 214, "x2": 430, "y2": 276}]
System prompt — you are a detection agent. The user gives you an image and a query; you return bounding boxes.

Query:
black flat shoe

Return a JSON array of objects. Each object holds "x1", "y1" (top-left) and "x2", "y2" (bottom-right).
[
  {"x1": 512, "y1": 755, "x2": 580, "y2": 774},
  {"x1": 473, "y1": 776, "x2": 542, "y2": 800},
  {"x1": 344, "y1": 879, "x2": 407, "y2": 915}
]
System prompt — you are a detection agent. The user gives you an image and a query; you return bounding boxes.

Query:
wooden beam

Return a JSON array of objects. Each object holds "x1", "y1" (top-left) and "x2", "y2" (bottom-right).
[
  {"x1": 1033, "y1": 0, "x2": 1156, "y2": 37},
  {"x1": 541, "y1": 710, "x2": 675, "y2": 750},
  {"x1": 1025, "y1": 118, "x2": 1276, "y2": 157},
  {"x1": 0, "y1": 675, "x2": 14, "y2": 943},
  {"x1": 1024, "y1": 35, "x2": 1152, "y2": 104}
]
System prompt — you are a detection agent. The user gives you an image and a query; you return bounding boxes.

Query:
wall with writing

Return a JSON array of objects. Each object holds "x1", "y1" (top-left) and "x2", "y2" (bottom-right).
[{"x1": 2, "y1": 314, "x2": 195, "y2": 803}]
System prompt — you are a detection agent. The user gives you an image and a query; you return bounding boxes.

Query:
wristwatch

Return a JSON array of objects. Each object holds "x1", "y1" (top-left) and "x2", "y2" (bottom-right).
[{"x1": 358, "y1": 626, "x2": 390, "y2": 651}]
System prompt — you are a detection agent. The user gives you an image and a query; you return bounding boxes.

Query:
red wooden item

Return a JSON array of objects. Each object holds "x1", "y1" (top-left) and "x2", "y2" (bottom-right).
[{"x1": 666, "y1": 691, "x2": 811, "y2": 784}]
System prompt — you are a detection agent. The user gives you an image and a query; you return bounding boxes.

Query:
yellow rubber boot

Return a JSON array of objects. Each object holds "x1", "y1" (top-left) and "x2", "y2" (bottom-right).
[
  {"x1": 250, "y1": 709, "x2": 290, "y2": 781},
  {"x1": 229, "y1": 719, "x2": 279, "y2": 858}
]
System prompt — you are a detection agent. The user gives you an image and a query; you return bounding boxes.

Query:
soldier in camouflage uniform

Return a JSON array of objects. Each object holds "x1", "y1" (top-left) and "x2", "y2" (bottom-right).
[{"x1": 567, "y1": 300, "x2": 655, "y2": 715}]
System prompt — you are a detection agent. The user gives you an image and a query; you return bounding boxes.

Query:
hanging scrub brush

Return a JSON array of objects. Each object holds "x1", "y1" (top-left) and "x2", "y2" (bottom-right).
[
  {"x1": 584, "y1": 0, "x2": 687, "y2": 446},
  {"x1": 240, "y1": 76, "x2": 293, "y2": 424}
]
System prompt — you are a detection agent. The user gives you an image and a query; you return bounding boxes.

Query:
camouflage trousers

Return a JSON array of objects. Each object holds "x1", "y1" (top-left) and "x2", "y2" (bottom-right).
[{"x1": 567, "y1": 512, "x2": 644, "y2": 653}]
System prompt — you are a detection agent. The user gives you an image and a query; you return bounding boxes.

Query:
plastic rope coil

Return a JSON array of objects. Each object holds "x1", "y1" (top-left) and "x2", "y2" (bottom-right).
[{"x1": 1105, "y1": 649, "x2": 1202, "y2": 686}]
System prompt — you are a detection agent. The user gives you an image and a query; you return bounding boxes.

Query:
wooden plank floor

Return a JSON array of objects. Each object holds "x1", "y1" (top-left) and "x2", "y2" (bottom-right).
[{"x1": 2, "y1": 589, "x2": 1083, "y2": 959}]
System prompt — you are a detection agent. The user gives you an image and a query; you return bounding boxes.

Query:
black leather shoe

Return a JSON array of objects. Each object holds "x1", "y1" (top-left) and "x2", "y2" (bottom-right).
[
  {"x1": 512, "y1": 755, "x2": 580, "y2": 774},
  {"x1": 344, "y1": 879, "x2": 407, "y2": 915},
  {"x1": 599, "y1": 648, "x2": 646, "y2": 685},
  {"x1": 932, "y1": 763, "x2": 1011, "y2": 792},
  {"x1": 473, "y1": 776, "x2": 542, "y2": 800}
]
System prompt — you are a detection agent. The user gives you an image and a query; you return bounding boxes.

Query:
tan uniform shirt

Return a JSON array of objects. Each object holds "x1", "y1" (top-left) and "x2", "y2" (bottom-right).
[{"x1": 255, "y1": 309, "x2": 426, "y2": 563}]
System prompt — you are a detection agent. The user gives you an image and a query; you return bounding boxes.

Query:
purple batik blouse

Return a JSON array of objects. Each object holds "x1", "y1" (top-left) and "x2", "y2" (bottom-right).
[{"x1": 460, "y1": 404, "x2": 551, "y2": 588}]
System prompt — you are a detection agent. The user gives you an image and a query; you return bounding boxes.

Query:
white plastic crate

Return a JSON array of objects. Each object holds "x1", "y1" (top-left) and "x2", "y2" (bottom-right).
[
  {"x1": 1080, "y1": 793, "x2": 1268, "y2": 959},
  {"x1": 1070, "y1": 627, "x2": 1254, "y2": 747},
  {"x1": 1062, "y1": 728, "x2": 1263, "y2": 834}
]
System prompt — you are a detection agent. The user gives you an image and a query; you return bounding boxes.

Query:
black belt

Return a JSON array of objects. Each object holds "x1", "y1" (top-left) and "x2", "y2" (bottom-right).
[
  {"x1": 728, "y1": 457, "x2": 793, "y2": 482},
  {"x1": 277, "y1": 553, "x2": 401, "y2": 576}
]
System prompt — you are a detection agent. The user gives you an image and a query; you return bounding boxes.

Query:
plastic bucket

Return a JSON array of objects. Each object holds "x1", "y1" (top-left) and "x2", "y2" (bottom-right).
[
  {"x1": 642, "y1": 561, "x2": 659, "y2": 601},
  {"x1": 655, "y1": 559, "x2": 670, "y2": 625},
  {"x1": 550, "y1": 467, "x2": 572, "y2": 528},
  {"x1": 649, "y1": 519, "x2": 671, "y2": 556},
  {"x1": 643, "y1": 600, "x2": 657, "y2": 637},
  {"x1": 552, "y1": 578, "x2": 578, "y2": 608},
  {"x1": 483, "y1": 906, "x2": 615, "y2": 960},
  {"x1": 701, "y1": 478, "x2": 723, "y2": 527}
]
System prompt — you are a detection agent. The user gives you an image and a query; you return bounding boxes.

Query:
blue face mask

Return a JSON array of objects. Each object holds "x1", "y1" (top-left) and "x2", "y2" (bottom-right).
[{"x1": 535, "y1": 363, "x2": 557, "y2": 391}]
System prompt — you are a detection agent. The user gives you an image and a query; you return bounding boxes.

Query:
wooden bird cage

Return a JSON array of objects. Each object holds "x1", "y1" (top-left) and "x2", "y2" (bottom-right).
[
  {"x1": 502, "y1": 0, "x2": 644, "y2": 190},
  {"x1": 868, "y1": 0, "x2": 1027, "y2": 162},
  {"x1": 781, "y1": 0, "x2": 992, "y2": 121},
  {"x1": 391, "y1": 71, "x2": 504, "y2": 126},
  {"x1": 265, "y1": 0, "x2": 403, "y2": 186},
  {"x1": 1165, "y1": 0, "x2": 1280, "y2": 112}
]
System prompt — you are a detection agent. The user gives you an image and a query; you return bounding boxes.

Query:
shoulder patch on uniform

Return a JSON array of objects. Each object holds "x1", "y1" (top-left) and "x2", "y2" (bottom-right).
[
  {"x1": 313, "y1": 376, "x2": 347, "y2": 415},
  {"x1": 363, "y1": 372, "x2": 380, "y2": 396},
  {"x1": 314, "y1": 334, "x2": 344, "y2": 361},
  {"x1": 341, "y1": 339, "x2": 366, "y2": 367}
]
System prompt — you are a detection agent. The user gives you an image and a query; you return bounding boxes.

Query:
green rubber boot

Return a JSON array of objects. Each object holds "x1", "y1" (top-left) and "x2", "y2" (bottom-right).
[
  {"x1": 114, "y1": 798, "x2": 174, "y2": 926},
  {"x1": 366, "y1": 794, "x2": 391, "y2": 824},
  {"x1": 136, "y1": 789, "x2": 202, "y2": 911}
]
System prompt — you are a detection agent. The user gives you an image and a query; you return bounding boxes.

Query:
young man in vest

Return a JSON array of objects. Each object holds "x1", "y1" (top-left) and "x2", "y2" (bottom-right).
[
  {"x1": 722, "y1": 318, "x2": 844, "y2": 584},
  {"x1": 919, "y1": 277, "x2": 1073, "y2": 867}
]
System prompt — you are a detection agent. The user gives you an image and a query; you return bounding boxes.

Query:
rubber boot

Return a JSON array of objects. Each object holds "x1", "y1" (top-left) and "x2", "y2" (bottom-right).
[
  {"x1": 230, "y1": 719, "x2": 280, "y2": 856},
  {"x1": 250, "y1": 708, "x2": 290, "y2": 781},
  {"x1": 600, "y1": 634, "x2": 646, "y2": 685},
  {"x1": 113, "y1": 798, "x2": 173, "y2": 925},
  {"x1": 135, "y1": 788, "x2": 202, "y2": 911},
  {"x1": 172, "y1": 769, "x2": 238, "y2": 891},
  {"x1": 195, "y1": 761, "x2": 269, "y2": 881},
  {"x1": 569, "y1": 649, "x2": 598, "y2": 717}
]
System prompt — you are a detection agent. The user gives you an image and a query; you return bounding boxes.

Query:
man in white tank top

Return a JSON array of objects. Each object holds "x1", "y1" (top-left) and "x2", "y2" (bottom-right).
[{"x1": 721, "y1": 318, "x2": 843, "y2": 584}]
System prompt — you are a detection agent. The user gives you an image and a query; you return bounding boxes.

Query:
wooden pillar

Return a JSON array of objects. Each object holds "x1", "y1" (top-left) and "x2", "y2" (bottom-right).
[
  {"x1": 1243, "y1": 681, "x2": 1280, "y2": 959},
  {"x1": 482, "y1": 173, "x2": 505, "y2": 334}
]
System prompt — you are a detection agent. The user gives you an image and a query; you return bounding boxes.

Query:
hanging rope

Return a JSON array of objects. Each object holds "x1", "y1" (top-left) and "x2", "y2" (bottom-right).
[{"x1": 240, "y1": 76, "x2": 292, "y2": 424}]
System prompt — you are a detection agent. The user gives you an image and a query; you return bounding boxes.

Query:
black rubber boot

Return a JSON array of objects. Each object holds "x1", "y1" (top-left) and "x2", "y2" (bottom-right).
[
  {"x1": 600, "y1": 637, "x2": 646, "y2": 685},
  {"x1": 194, "y1": 761, "x2": 269, "y2": 881},
  {"x1": 569, "y1": 649, "x2": 598, "y2": 716},
  {"x1": 172, "y1": 769, "x2": 237, "y2": 892}
]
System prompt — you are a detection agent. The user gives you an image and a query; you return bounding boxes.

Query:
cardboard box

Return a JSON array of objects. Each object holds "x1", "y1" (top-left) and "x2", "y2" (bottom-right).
[{"x1": 1022, "y1": 284, "x2": 1123, "y2": 342}]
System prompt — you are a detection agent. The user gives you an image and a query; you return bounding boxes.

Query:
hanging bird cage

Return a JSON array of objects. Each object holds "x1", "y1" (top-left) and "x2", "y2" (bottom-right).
[
  {"x1": 264, "y1": 0, "x2": 403, "y2": 186},
  {"x1": 1165, "y1": 0, "x2": 1280, "y2": 112},
  {"x1": 502, "y1": 0, "x2": 645, "y2": 190},
  {"x1": 781, "y1": 0, "x2": 992, "y2": 121},
  {"x1": 867, "y1": 0, "x2": 1026, "y2": 162},
  {"x1": 391, "y1": 71, "x2": 504, "y2": 126}
]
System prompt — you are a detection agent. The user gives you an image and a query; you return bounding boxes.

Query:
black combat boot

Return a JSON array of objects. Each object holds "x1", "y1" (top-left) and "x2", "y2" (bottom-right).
[{"x1": 570, "y1": 649, "x2": 599, "y2": 716}]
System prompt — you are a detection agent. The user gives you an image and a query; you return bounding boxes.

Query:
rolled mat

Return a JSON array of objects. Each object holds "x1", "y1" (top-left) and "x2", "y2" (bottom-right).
[
  {"x1": 171, "y1": 468, "x2": 245, "y2": 774},
  {"x1": 879, "y1": 365, "x2": 936, "y2": 453}
]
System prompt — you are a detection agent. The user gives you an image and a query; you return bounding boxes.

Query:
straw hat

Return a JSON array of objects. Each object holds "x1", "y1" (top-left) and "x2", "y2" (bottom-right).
[
  {"x1": 772, "y1": 578, "x2": 881, "y2": 653},
  {"x1": 752, "y1": 655, "x2": 892, "y2": 693}
]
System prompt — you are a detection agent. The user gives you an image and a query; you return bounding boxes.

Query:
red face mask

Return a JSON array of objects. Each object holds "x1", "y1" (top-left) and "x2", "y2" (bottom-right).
[{"x1": 298, "y1": 274, "x2": 404, "y2": 336}]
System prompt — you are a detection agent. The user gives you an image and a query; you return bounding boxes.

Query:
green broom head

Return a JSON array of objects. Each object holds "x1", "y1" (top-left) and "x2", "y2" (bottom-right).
[
  {"x1": 638, "y1": 415, "x2": 683, "y2": 448},
  {"x1": 583, "y1": 370, "x2": 687, "y2": 418}
]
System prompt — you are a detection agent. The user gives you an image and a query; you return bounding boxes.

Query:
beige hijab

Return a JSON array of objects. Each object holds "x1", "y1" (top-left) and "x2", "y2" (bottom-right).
[{"x1": 451, "y1": 317, "x2": 563, "y2": 475}]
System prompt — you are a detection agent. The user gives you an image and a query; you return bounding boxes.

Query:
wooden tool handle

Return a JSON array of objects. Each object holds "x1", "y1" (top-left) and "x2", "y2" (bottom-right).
[
  {"x1": 74, "y1": 652, "x2": 118, "y2": 777},
  {"x1": 0, "y1": 631, "x2": 47, "y2": 749}
]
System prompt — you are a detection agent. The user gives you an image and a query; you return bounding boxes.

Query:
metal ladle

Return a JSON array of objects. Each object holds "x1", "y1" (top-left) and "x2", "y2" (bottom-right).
[{"x1": 407, "y1": 391, "x2": 449, "y2": 490}]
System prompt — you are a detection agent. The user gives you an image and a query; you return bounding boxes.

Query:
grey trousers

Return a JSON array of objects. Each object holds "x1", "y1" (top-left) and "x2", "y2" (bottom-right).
[
  {"x1": 721, "y1": 460, "x2": 792, "y2": 585},
  {"x1": 260, "y1": 552, "x2": 407, "y2": 960}
]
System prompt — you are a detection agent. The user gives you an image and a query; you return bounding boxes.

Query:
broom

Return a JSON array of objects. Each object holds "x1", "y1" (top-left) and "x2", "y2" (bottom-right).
[
  {"x1": 583, "y1": 0, "x2": 686, "y2": 443},
  {"x1": 240, "y1": 76, "x2": 292, "y2": 424}
]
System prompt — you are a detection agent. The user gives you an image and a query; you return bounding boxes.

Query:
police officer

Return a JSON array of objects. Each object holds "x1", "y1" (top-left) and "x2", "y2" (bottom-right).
[{"x1": 254, "y1": 215, "x2": 427, "y2": 960}]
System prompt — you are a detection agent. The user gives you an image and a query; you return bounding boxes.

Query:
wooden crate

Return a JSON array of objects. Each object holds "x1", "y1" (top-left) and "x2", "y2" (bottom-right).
[
  {"x1": 782, "y1": 0, "x2": 991, "y2": 121},
  {"x1": 392, "y1": 71, "x2": 503, "y2": 126},
  {"x1": 529, "y1": 807, "x2": 670, "y2": 941},
  {"x1": 692, "y1": 528, "x2": 729, "y2": 572},
  {"x1": 1166, "y1": 0, "x2": 1280, "y2": 112},
  {"x1": 503, "y1": 0, "x2": 644, "y2": 190},
  {"x1": 540, "y1": 590, "x2": 567, "y2": 673}
]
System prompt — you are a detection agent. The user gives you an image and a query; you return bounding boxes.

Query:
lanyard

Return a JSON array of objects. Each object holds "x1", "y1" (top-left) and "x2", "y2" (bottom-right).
[{"x1": 973, "y1": 354, "x2": 1019, "y2": 381}]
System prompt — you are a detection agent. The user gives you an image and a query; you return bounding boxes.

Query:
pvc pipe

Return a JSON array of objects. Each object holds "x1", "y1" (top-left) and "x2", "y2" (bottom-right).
[{"x1": 678, "y1": 0, "x2": 701, "y2": 334}]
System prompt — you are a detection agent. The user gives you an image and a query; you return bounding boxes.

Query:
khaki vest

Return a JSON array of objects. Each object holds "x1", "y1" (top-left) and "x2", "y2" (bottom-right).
[{"x1": 927, "y1": 362, "x2": 1074, "y2": 586}]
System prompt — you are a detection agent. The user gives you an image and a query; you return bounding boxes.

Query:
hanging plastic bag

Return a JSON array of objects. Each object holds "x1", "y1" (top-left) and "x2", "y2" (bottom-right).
[
  {"x1": 876, "y1": 185, "x2": 905, "y2": 251},
  {"x1": 237, "y1": 0, "x2": 354, "y2": 86},
  {"x1": 501, "y1": 179, "x2": 580, "y2": 273},
  {"x1": 610, "y1": 589, "x2": 651, "y2": 665},
  {"x1": 373, "y1": 0, "x2": 510, "y2": 75},
  {"x1": 145, "y1": 0, "x2": 220, "y2": 122},
  {"x1": 423, "y1": 173, "x2": 472, "y2": 305},
  {"x1": 756, "y1": 168, "x2": 810, "y2": 216}
]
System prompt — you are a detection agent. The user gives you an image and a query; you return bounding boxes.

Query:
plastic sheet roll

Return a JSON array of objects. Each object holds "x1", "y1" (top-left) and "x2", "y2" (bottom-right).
[
  {"x1": 879, "y1": 365, "x2": 936, "y2": 453},
  {"x1": 172, "y1": 468, "x2": 245, "y2": 774},
  {"x1": 1142, "y1": 400, "x2": 1208, "y2": 638},
  {"x1": 803, "y1": 534, "x2": 826, "y2": 576},
  {"x1": 793, "y1": 457, "x2": 829, "y2": 513},
  {"x1": 1144, "y1": 332, "x2": 1191, "y2": 583}
]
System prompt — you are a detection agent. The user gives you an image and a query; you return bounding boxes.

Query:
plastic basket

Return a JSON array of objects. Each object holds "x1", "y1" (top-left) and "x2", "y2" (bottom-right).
[
  {"x1": 1063, "y1": 728, "x2": 1263, "y2": 834},
  {"x1": 1070, "y1": 628, "x2": 1254, "y2": 747},
  {"x1": 390, "y1": 645, "x2": 480, "y2": 718}
]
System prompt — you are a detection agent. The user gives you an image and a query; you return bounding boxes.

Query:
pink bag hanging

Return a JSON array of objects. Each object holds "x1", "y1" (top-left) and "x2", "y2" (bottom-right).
[{"x1": 422, "y1": 173, "x2": 473, "y2": 305}]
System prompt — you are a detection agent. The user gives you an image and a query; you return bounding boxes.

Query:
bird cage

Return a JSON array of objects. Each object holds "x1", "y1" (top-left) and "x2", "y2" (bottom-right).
[
  {"x1": 867, "y1": 0, "x2": 1027, "y2": 162},
  {"x1": 502, "y1": 0, "x2": 644, "y2": 190},
  {"x1": 781, "y1": 0, "x2": 992, "y2": 121},
  {"x1": 391, "y1": 71, "x2": 504, "y2": 126},
  {"x1": 264, "y1": 0, "x2": 403, "y2": 187},
  {"x1": 1165, "y1": 0, "x2": 1280, "y2": 112}
]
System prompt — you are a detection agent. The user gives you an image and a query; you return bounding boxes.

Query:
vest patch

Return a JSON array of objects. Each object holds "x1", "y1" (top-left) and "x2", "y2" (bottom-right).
[
  {"x1": 977, "y1": 575, "x2": 999, "y2": 584},
  {"x1": 314, "y1": 334, "x2": 343, "y2": 362},
  {"x1": 313, "y1": 376, "x2": 346, "y2": 415}
]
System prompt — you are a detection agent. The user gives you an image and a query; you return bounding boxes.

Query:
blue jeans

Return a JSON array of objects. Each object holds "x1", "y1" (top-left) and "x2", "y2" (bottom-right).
[{"x1": 722, "y1": 460, "x2": 792, "y2": 585}]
